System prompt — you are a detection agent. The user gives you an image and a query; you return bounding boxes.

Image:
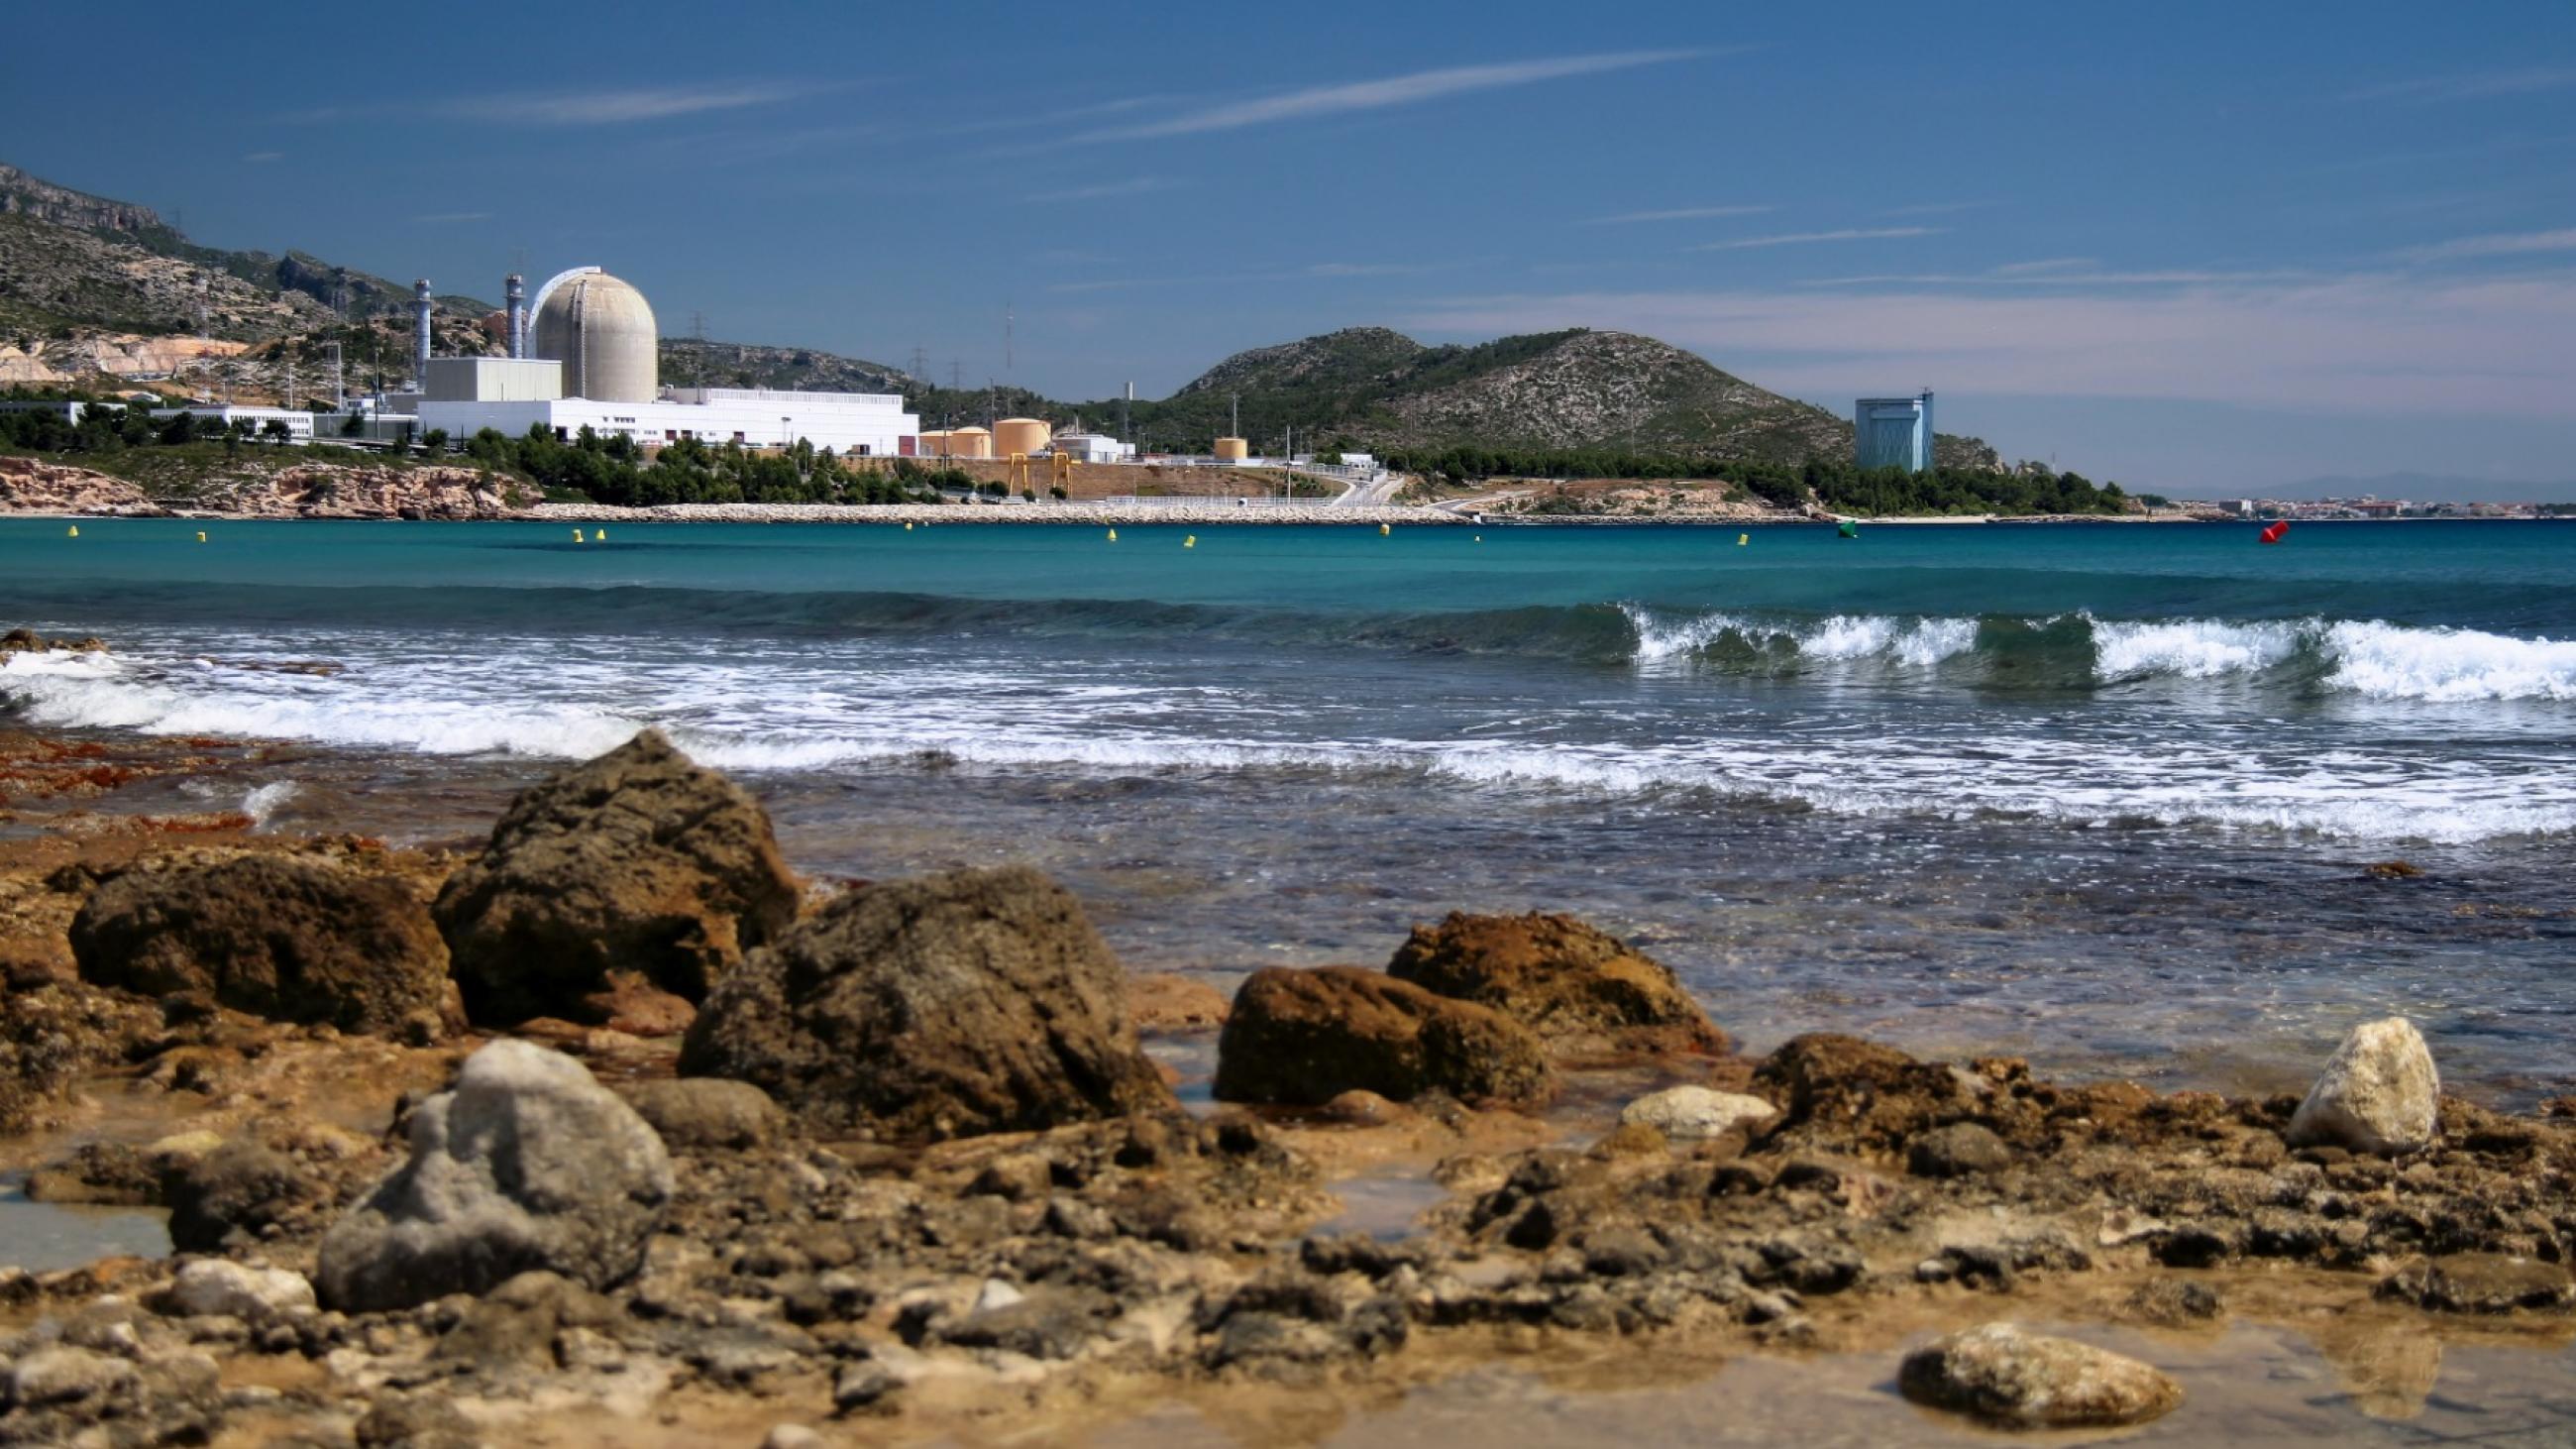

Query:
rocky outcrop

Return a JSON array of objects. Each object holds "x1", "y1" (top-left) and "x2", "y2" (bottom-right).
[
  {"x1": 1213, "y1": 965, "x2": 1555, "y2": 1108},
  {"x1": 679, "y1": 865, "x2": 1173, "y2": 1139},
  {"x1": 314, "y1": 1040, "x2": 674, "y2": 1312},
  {"x1": 1385, "y1": 911, "x2": 1726, "y2": 1058},
  {"x1": 1899, "y1": 1323, "x2": 2183, "y2": 1427},
  {"x1": 0, "y1": 626, "x2": 108, "y2": 653},
  {"x1": 2287, "y1": 1017, "x2": 2440, "y2": 1156},
  {"x1": 2378, "y1": 1253, "x2": 2575, "y2": 1313},
  {"x1": 0, "y1": 456, "x2": 157, "y2": 515},
  {"x1": 434, "y1": 730, "x2": 801, "y2": 1027},
  {"x1": 69, "y1": 854, "x2": 458, "y2": 1039}
]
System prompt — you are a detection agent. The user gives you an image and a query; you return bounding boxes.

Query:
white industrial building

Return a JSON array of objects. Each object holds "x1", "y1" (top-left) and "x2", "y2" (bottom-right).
[
  {"x1": 1051, "y1": 431, "x2": 1134, "y2": 464},
  {"x1": 400, "y1": 266, "x2": 918, "y2": 457}
]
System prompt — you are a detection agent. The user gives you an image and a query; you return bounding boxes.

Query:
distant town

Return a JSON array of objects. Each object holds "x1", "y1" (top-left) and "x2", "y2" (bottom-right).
[{"x1": 2189, "y1": 495, "x2": 2572, "y2": 521}]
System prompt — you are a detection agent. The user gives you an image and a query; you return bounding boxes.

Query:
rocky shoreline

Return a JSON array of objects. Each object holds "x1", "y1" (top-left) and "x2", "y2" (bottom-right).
[{"x1": 0, "y1": 721, "x2": 2571, "y2": 1445}]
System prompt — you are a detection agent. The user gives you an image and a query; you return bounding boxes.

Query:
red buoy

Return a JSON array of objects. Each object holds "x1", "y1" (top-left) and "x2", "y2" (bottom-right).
[{"x1": 2258, "y1": 519, "x2": 2289, "y2": 545}]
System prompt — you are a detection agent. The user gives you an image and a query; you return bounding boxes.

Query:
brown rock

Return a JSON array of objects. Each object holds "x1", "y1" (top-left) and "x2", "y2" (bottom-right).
[
  {"x1": 1384, "y1": 911, "x2": 1724, "y2": 1057},
  {"x1": 1127, "y1": 972, "x2": 1231, "y2": 1031},
  {"x1": 678, "y1": 865, "x2": 1174, "y2": 1140},
  {"x1": 578, "y1": 970, "x2": 697, "y2": 1037},
  {"x1": 1899, "y1": 1323, "x2": 2182, "y2": 1427},
  {"x1": 1212, "y1": 965, "x2": 1556, "y2": 1108},
  {"x1": 2378, "y1": 1253, "x2": 2575, "y2": 1313},
  {"x1": 69, "y1": 854, "x2": 457, "y2": 1039},
  {"x1": 434, "y1": 730, "x2": 801, "y2": 1027},
  {"x1": 1756, "y1": 1033, "x2": 1977, "y2": 1151}
]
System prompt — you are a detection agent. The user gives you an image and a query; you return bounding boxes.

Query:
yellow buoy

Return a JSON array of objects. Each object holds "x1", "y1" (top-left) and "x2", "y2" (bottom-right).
[
  {"x1": 1738, "y1": 533, "x2": 1749, "y2": 546},
  {"x1": 1107, "y1": 528, "x2": 1119, "y2": 542},
  {"x1": 593, "y1": 528, "x2": 605, "y2": 541},
  {"x1": 66, "y1": 525, "x2": 78, "y2": 537},
  {"x1": 1378, "y1": 522, "x2": 1390, "y2": 536},
  {"x1": 1184, "y1": 535, "x2": 1196, "y2": 548},
  {"x1": 904, "y1": 521, "x2": 913, "y2": 531},
  {"x1": 572, "y1": 527, "x2": 585, "y2": 542},
  {"x1": 196, "y1": 531, "x2": 207, "y2": 543}
]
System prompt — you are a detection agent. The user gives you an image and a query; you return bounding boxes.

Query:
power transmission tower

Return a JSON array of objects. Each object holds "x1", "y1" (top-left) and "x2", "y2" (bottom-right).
[{"x1": 910, "y1": 346, "x2": 928, "y2": 388}]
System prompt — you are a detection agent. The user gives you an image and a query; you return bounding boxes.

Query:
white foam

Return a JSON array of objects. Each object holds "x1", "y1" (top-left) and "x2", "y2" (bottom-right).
[
  {"x1": 241, "y1": 780, "x2": 300, "y2": 826},
  {"x1": 1618, "y1": 607, "x2": 1979, "y2": 668},
  {"x1": 2091, "y1": 618, "x2": 2304, "y2": 679},
  {"x1": 2324, "y1": 620, "x2": 2576, "y2": 702}
]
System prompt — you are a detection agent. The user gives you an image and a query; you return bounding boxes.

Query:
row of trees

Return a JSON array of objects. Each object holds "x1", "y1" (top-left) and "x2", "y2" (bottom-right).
[
  {"x1": 0, "y1": 399, "x2": 294, "y2": 453},
  {"x1": 461, "y1": 425, "x2": 972, "y2": 507},
  {"x1": 1381, "y1": 443, "x2": 2131, "y2": 516}
]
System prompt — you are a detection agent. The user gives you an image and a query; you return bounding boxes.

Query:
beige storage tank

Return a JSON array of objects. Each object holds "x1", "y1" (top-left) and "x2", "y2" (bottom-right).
[
  {"x1": 993, "y1": 417, "x2": 1051, "y2": 456},
  {"x1": 916, "y1": 429, "x2": 951, "y2": 457},
  {"x1": 1213, "y1": 435, "x2": 1249, "y2": 461},
  {"x1": 531, "y1": 271, "x2": 658, "y2": 403},
  {"x1": 946, "y1": 426, "x2": 993, "y2": 459}
]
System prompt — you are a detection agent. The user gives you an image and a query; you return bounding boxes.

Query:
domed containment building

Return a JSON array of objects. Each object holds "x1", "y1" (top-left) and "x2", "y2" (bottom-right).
[{"x1": 531, "y1": 270, "x2": 657, "y2": 404}]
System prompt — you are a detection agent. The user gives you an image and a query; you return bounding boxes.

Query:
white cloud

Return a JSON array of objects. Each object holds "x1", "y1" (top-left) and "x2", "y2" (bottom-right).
[
  {"x1": 1987, "y1": 257, "x2": 2093, "y2": 276},
  {"x1": 1025, "y1": 176, "x2": 1186, "y2": 204},
  {"x1": 439, "y1": 82, "x2": 815, "y2": 126},
  {"x1": 1580, "y1": 204, "x2": 1773, "y2": 226},
  {"x1": 2399, "y1": 226, "x2": 2576, "y2": 261},
  {"x1": 1394, "y1": 273, "x2": 2576, "y2": 414},
  {"x1": 1063, "y1": 51, "x2": 1707, "y2": 144},
  {"x1": 1691, "y1": 227, "x2": 1943, "y2": 251}
]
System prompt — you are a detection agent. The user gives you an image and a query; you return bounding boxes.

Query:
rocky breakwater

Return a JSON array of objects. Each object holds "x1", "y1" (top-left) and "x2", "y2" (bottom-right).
[
  {"x1": 5, "y1": 740, "x2": 2576, "y2": 1442},
  {"x1": 532, "y1": 500, "x2": 1463, "y2": 526}
]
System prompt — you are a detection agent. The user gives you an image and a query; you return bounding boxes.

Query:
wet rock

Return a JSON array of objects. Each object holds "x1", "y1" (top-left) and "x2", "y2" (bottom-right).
[
  {"x1": 2287, "y1": 1018, "x2": 2439, "y2": 1157},
  {"x1": 353, "y1": 1393, "x2": 483, "y2": 1448},
  {"x1": 434, "y1": 729, "x2": 802, "y2": 1026},
  {"x1": 1899, "y1": 1323, "x2": 2182, "y2": 1427},
  {"x1": 1908, "y1": 1122, "x2": 2011, "y2": 1177},
  {"x1": 2377, "y1": 1253, "x2": 2575, "y2": 1313},
  {"x1": 1213, "y1": 965, "x2": 1555, "y2": 1108},
  {"x1": 618, "y1": 1077, "x2": 785, "y2": 1152},
  {"x1": 2124, "y1": 1278, "x2": 2226, "y2": 1324},
  {"x1": 1385, "y1": 911, "x2": 1726, "y2": 1056},
  {"x1": 1319, "y1": 1089, "x2": 1407, "y2": 1126},
  {"x1": 681, "y1": 865, "x2": 1173, "y2": 1139},
  {"x1": 69, "y1": 854, "x2": 458, "y2": 1039},
  {"x1": 1128, "y1": 973, "x2": 1231, "y2": 1031},
  {"x1": 1755, "y1": 1033, "x2": 1974, "y2": 1150},
  {"x1": 157, "y1": 1259, "x2": 315, "y2": 1319},
  {"x1": 1618, "y1": 1085, "x2": 1776, "y2": 1142},
  {"x1": 315, "y1": 1040, "x2": 674, "y2": 1312},
  {"x1": 162, "y1": 1142, "x2": 329, "y2": 1253}
]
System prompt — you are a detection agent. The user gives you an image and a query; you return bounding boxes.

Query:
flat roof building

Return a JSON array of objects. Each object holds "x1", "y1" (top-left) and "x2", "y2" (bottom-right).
[{"x1": 1855, "y1": 390, "x2": 1935, "y2": 473}]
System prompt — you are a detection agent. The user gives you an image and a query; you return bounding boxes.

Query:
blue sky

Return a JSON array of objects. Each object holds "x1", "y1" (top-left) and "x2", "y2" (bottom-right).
[{"x1": 7, "y1": 0, "x2": 2574, "y2": 496}]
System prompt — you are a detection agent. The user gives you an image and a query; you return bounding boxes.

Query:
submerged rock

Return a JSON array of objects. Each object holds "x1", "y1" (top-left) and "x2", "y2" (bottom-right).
[
  {"x1": 679, "y1": 865, "x2": 1173, "y2": 1139},
  {"x1": 1899, "y1": 1322, "x2": 2182, "y2": 1427},
  {"x1": 1385, "y1": 911, "x2": 1726, "y2": 1057},
  {"x1": 433, "y1": 729, "x2": 801, "y2": 1026},
  {"x1": 2287, "y1": 1017, "x2": 2439, "y2": 1157},
  {"x1": 1617, "y1": 1085, "x2": 1777, "y2": 1142},
  {"x1": 314, "y1": 1040, "x2": 673, "y2": 1312},
  {"x1": 69, "y1": 854, "x2": 458, "y2": 1039},
  {"x1": 1213, "y1": 965, "x2": 1555, "y2": 1107}
]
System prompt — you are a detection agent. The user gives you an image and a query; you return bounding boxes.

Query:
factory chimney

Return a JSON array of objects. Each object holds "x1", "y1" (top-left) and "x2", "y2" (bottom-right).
[
  {"x1": 504, "y1": 274, "x2": 525, "y2": 360},
  {"x1": 411, "y1": 279, "x2": 433, "y2": 386}
]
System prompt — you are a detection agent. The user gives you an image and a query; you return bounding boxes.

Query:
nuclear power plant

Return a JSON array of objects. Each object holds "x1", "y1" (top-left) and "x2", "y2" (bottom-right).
[{"x1": 398, "y1": 267, "x2": 918, "y2": 457}]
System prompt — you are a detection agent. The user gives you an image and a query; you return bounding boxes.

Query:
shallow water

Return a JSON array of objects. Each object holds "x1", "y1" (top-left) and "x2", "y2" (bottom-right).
[
  {"x1": 0, "y1": 1177, "x2": 171, "y2": 1274},
  {"x1": 6, "y1": 518, "x2": 2574, "y2": 1096}
]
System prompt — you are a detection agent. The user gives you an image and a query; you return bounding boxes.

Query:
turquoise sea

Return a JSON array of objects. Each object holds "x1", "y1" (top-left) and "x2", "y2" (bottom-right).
[{"x1": 5, "y1": 516, "x2": 2573, "y2": 1094}]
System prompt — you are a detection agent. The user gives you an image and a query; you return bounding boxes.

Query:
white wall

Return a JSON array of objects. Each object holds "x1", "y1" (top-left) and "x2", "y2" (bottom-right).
[{"x1": 417, "y1": 392, "x2": 921, "y2": 457}]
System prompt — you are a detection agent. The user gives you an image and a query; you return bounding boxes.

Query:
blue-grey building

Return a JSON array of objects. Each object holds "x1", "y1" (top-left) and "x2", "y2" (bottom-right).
[{"x1": 1855, "y1": 390, "x2": 1934, "y2": 472}]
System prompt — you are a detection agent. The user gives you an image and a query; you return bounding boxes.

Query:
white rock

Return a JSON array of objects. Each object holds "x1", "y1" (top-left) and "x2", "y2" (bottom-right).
[
  {"x1": 8, "y1": 1344, "x2": 136, "y2": 1406},
  {"x1": 162, "y1": 1260, "x2": 316, "y2": 1319},
  {"x1": 973, "y1": 1279, "x2": 1026, "y2": 1314},
  {"x1": 761, "y1": 1427, "x2": 825, "y2": 1449},
  {"x1": 2286, "y1": 1017, "x2": 2440, "y2": 1156},
  {"x1": 1618, "y1": 1085, "x2": 1779, "y2": 1141}
]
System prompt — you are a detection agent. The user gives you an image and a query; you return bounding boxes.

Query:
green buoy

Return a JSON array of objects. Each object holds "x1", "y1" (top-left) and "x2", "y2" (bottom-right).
[{"x1": 1837, "y1": 518, "x2": 1860, "y2": 539}]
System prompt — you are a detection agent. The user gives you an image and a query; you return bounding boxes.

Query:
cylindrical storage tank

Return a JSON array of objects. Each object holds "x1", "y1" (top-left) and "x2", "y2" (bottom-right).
[
  {"x1": 993, "y1": 417, "x2": 1050, "y2": 457},
  {"x1": 917, "y1": 429, "x2": 951, "y2": 457},
  {"x1": 1213, "y1": 435, "x2": 1248, "y2": 461},
  {"x1": 531, "y1": 272, "x2": 658, "y2": 403},
  {"x1": 948, "y1": 426, "x2": 992, "y2": 459}
]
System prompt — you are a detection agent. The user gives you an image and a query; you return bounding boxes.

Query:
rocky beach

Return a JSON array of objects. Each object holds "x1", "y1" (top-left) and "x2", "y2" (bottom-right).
[{"x1": 0, "y1": 702, "x2": 2572, "y2": 1447}]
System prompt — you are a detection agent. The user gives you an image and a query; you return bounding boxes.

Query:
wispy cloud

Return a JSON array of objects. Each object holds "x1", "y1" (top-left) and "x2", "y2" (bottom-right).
[
  {"x1": 412, "y1": 211, "x2": 491, "y2": 225},
  {"x1": 1025, "y1": 176, "x2": 1187, "y2": 204},
  {"x1": 1987, "y1": 258, "x2": 2095, "y2": 276},
  {"x1": 2347, "y1": 66, "x2": 2576, "y2": 103},
  {"x1": 438, "y1": 82, "x2": 819, "y2": 126},
  {"x1": 241, "y1": 150, "x2": 282, "y2": 164},
  {"x1": 2399, "y1": 226, "x2": 2576, "y2": 261},
  {"x1": 1061, "y1": 50, "x2": 1709, "y2": 145},
  {"x1": 1692, "y1": 227, "x2": 1943, "y2": 251},
  {"x1": 1580, "y1": 204, "x2": 1773, "y2": 226},
  {"x1": 1394, "y1": 272, "x2": 2576, "y2": 415}
]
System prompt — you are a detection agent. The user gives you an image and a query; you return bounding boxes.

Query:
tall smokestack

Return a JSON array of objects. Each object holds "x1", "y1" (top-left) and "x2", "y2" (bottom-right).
[
  {"x1": 411, "y1": 279, "x2": 433, "y2": 386},
  {"x1": 504, "y1": 274, "x2": 525, "y2": 359}
]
